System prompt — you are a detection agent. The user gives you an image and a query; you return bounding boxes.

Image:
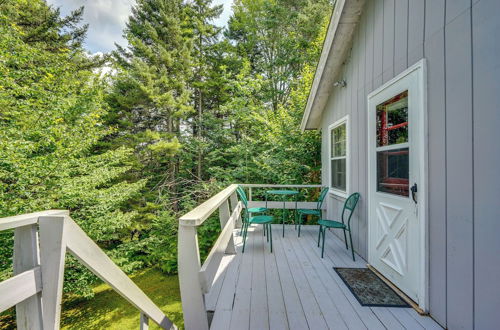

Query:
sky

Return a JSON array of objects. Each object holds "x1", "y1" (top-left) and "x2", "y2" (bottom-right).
[{"x1": 46, "y1": 0, "x2": 234, "y2": 54}]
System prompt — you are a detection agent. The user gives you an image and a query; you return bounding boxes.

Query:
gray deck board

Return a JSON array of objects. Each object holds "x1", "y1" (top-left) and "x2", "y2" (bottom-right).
[{"x1": 210, "y1": 225, "x2": 442, "y2": 330}]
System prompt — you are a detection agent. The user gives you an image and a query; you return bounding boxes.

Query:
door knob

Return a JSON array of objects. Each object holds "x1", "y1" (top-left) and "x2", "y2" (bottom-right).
[{"x1": 410, "y1": 183, "x2": 418, "y2": 203}]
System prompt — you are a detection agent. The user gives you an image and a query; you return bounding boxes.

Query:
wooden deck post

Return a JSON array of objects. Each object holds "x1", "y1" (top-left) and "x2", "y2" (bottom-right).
[
  {"x1": 219, "y1": 200, "x2": 236, "y2": 254},
  {"x1": 229, "y1": 192, "x2": 242, "y2": 228},
  {"x1": 178, "y1": 224, "x2": 209, "y2": 330},
  {"x1": 39, "y1": 216, "x2": 67, "y2": 330},
  {"x1": 13, "y1": 224, "x2": 43, "y2": 329},
  {"x1": 140, "y1": 312, "x2": 149, "y2": 330}
]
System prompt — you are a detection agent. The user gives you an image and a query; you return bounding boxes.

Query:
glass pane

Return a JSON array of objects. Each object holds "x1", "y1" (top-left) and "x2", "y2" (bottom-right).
[
  {"x1": 377, "y1": 147, "x2": 409, "y2": 197},
  {"x1": 331, "y1": 123, "x2": 346, "y2": 157},
  {"x1": 376, "y1": 91, "x2": 408, "y2": 147},
  {"x1": 331, "y1": 158, "x2": 346, "y2": 191}
]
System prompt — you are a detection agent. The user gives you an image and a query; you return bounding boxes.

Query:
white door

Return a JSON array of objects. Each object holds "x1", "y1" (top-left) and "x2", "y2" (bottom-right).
[{"x1": 367, "y1": 61, "x2": 427, "y2": 306}]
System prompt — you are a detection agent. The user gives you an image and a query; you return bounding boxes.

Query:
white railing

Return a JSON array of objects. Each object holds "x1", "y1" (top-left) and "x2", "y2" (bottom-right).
[
  {"x1": 0, "y1": 210, "x2": 176, "y2": 330},
  {"x1": 178, "y1": 183, "x2": 322, "y2": 330},
  {"x1": 240, "y1": 183, "x2": 322, "y2": 210}
]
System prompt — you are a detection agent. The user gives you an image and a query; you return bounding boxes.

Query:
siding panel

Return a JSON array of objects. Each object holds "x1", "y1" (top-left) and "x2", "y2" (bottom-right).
[
  {"x1": 472, "y1": 0, "x2": 500, "y2": 328},
  {"x1": 382, "y1": 0, "x2": 395, "y2": 82},
  {"x1": 424, "y1": 1, "x2": 447, "y2": 327},
  {"x1": 424, "y1": 29, "x2": 447, "y2": 328},
  {"x1": 373, "y1": 0, "x2": 384, "y2": 88},
  {"x1": 394, "y1": 0, "x2": 408, "y2": 75},
  {"x1": 350, "y1": 29, "x2": 360, "y2": 252},
  {"x1": 407, "y1": 0, "x2": 425, "y2": 65},
  {"x1": 364, "y1": 0, "x2": 375, "y2": 89},
  {"x1": 444, "y1": 9, "x2": 474, "y2": 330},
  {"x1": 357, "y1": 14, "x2": 367, "y2": 258}
]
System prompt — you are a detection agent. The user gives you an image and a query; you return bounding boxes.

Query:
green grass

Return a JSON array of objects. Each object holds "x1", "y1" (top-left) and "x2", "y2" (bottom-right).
[
  {"x1": 0, "y1": 268, "x2": 183, "y2": 330},
  {"x1": 60, "y1": 268, "x2": 183, "y2": 330}
]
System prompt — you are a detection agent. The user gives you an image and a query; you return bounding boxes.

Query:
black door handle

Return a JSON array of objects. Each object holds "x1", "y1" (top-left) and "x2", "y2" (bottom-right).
[{"x1": 410, "y1": 183, "x2": 418, "y2": 203}]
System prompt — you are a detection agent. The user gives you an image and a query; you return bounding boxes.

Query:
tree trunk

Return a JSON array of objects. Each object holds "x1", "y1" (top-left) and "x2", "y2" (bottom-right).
[{"x1": 197, "y1": 88, "x2": 202, "y2": 180}]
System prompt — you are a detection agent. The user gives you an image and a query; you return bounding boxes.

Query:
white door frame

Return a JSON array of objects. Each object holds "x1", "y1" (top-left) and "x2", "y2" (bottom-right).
[{"x1": 367, "y1": 59, "x2": 428, "y2": 311}]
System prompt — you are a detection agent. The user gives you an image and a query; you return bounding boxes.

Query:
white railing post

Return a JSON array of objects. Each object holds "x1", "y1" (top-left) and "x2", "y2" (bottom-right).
[
  {"x1": 140, "y1": 312, "x2": 149, "y2": 330},
  {"x1": 229, "y1": 192, "x2": 242, "y2": 228},
  {"x1": 219, "y1": 200, "x2": 236, "y2": 254},
  {"x1": 39, "y1": 216, "x2": 67, "y2": 330},
  {"x1": 248, "y1": 187, "x2": 253, "y2": 201},
  {"x1": 13, "y1": 224, "x2": 43, "y2": 329},
  {"x1": 177, "y1": 224, "x2": 209, "y2": 330}
]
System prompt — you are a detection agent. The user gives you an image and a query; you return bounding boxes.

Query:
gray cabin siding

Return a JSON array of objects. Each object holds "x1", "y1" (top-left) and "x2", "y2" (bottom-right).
[{"x1": 319, "y1": 0, "x2": 500, "y2": 328}]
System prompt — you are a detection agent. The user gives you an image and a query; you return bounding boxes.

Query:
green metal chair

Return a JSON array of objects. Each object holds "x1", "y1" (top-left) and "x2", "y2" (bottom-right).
[
  {"x1": 237, "y1": 186, "x2": 268, "y2": 214},
  {"x1": 296, "y1": 187, "x2": 329, "y2": 237},
  {"x1": 317, "y1": 192, "x2": 360, "y2": 260},
  {"x1": 237, "y1": 187, "x2": 274, "y2": 253}
]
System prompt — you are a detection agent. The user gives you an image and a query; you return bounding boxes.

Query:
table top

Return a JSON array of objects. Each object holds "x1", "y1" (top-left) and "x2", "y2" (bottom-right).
[{"x1": 266, "y1": 189, "x2": 299, "y2": 195}]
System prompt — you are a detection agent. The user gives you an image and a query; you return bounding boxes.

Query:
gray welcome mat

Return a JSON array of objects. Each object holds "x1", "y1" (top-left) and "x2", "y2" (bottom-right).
[{"x1": 334, "y1": 267, "x2": 409, "y2": 308}]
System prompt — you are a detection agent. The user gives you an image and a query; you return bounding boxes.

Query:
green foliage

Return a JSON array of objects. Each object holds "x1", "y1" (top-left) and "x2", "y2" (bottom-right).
[{"x1": 0, "y1": 0, "x2": 147, "y2": 296}]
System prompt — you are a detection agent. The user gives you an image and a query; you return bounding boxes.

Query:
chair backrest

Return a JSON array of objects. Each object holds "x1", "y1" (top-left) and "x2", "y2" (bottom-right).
[
  {"x1": 236, "y1": 186, "x2": 250, "y2": 220},
  {"x1": 341, "y1": 192, "x2": 360, "y2": 229},
  {"x1": 316, "y1": 187, "x2": 329, "y2": 210}
]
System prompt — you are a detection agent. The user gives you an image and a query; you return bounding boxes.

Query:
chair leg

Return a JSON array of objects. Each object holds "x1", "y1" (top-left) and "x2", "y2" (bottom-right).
[
  {"x1": 242, "y1": 223, "x2": 248, "y2": 253},
  {"x1": 321, "y1": 227, "x2": 326, "y2": 258},
  {"x1": 349, "y1": 230, "x2": 355, "y2": 261},
  {"x1": 298, "y1": 214, "x2": 302, "y2": 237},
  {"x1": 343, "y1": 228, "x2": 348, "y2": 250},
  {"x1": 264, "y1": 223, "x2": 266, "y2": 236},
  {"x1": 317, "y1": 225, "x2": 322, "y2": 247},
  {"x1": 269, "y1": 224, "x2": 273, "y2": 253},
  {"x1": 266, "y1": 224, "x2": 269, "y2": 242}
]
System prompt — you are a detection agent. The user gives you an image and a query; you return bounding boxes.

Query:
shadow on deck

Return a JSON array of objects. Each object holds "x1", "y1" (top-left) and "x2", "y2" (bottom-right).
[{"x1": 206, "y1": 225, "x2": 441, "y2": 330}]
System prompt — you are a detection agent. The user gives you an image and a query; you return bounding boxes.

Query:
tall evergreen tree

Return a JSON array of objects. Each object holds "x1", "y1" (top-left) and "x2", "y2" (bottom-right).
[
  {"x1": 185, "y1": 0, "x2": 223, "y2": 180},
  {"x1": 109, "y1": 0, "x2": 194, "y2": 211}
]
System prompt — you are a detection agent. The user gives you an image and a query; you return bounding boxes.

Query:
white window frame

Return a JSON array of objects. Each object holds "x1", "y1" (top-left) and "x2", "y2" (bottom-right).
[{"x1": 328, "y1": 115, "x2": 349, "y2": 198}]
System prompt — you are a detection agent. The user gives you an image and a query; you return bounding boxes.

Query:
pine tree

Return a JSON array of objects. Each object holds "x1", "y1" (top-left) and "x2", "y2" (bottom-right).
[
  {"x1": 109, "y1": 0, "x2": 193, "y2": 210},
  {"x1": 185, "y1": 0, "x2": 223, "y2": 180}
]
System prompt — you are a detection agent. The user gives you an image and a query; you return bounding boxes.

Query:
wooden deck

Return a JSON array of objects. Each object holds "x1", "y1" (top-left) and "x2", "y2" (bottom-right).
[{"x1": 206, "y1": 225, "x2": 442, "y2": 330}]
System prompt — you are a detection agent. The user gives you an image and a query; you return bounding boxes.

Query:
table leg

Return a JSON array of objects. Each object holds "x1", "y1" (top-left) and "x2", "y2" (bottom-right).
[{"x1": 282, "y1": 199, "x2": 285, "y2": 237}]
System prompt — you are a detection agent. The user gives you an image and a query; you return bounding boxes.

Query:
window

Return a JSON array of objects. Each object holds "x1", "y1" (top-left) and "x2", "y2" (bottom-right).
[
  {"x1": 375, "y1": 90, "x2": 409, "y2": 197},
  {"x1": 329, "y1": 116, "x2": 348, "y2": 197}
]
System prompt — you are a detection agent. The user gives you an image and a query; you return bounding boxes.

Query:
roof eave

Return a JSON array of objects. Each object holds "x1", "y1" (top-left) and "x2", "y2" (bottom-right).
[{"x1": 300, "y1": 0, "x2": 366, "y2": 131}]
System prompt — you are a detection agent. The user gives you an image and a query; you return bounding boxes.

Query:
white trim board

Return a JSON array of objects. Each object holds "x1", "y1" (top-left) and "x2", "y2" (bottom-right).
[{"x1": 328, "y1": 115, "x2": 350, "y2": 198}]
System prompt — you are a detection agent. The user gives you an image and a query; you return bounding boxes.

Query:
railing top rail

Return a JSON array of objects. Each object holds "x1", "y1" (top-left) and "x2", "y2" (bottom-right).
[
  {"x1": 239, "y1": 184, "x2": 322, "y2": 188},
  {"x1": 179, "y1": 184, "x2": 238, "y2": 226},
  {"x1": 0, "y1": 210, "x2": 69, "y2": 231}
]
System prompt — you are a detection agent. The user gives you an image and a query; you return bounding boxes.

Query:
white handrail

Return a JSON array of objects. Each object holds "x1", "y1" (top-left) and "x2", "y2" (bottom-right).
[
  {"x1": 0, "y1": 211, "x2": 177, "y2": 330},
  {"x1": 239, "y1": 183, "x2": 322, "y2": 188},
  {"x1": 180, "y1": 184, "x2": 239, "y2": 226},
  {"x1": 0, "y1": 209, "x2": 68, "y2": 231},
  {"x1": 0, "y1": 267, "x2": 42, "y2": 312}
]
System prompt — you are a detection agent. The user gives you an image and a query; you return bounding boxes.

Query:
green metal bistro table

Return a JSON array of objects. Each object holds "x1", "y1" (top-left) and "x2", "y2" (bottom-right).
[{"x1": 265, "y1": 189, "x2": 299, "y2": 237}]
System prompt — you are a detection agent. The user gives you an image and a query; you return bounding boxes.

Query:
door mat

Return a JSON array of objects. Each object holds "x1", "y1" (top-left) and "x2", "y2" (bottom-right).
[{"x1": 334, "y1": 267, "x2": 410, "y2": 307}]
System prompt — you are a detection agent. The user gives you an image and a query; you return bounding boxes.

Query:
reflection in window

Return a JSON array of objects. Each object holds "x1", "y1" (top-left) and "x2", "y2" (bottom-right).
[
  {"x1": 331, "y1": 158, "x2": 346, "y2": 191},
  {"x1": 376, "y1": 91, "x2": 408, "y2": 147},
  {"x1": 377, "y1": 148, "x2": 409, "y2": 197}
]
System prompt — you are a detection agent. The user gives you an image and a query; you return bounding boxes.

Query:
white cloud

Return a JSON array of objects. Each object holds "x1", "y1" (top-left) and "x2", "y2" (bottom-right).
[
  {"x1": 46, "y1": 0, "x2": 233, "y2": 54},
  {"x1": 46, "y1": 0, "x2": 134, "y2": 54}
]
